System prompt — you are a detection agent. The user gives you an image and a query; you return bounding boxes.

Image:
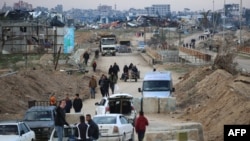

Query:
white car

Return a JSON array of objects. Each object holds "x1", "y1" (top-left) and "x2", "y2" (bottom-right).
[
  {"x1": 95, "y1": 93, "x2": 137, "y2": 125},
  {"x1": 137, "y1": 41, "x2": 146, "y2": 52},
  {"x1": 0, "y1": 120, "x2": 36, "y2": 141},
  {"x1": 93, "y1": 114, "x2": 134, "y2": 141}
]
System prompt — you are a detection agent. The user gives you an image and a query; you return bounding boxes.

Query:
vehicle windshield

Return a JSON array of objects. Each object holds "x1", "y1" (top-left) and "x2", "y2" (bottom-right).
[
  {"x1": 0, "y1": 125, "x2": 18, "y2": 135},
  {"x1": 93, "y1": 116, "x2": 116, "y2": 124},
  {"x1": 143, "y1": 80, "x2": 170, "y2": 91},
  {"x1": 103, "y1": 47, "x2": 115, "y2": 50},
  {"x1": 101, "y1": 38, "x2": 116, "y2": 45},
  {"x1": 24, "y1": 111, "x2": 52, "y2": 121}
]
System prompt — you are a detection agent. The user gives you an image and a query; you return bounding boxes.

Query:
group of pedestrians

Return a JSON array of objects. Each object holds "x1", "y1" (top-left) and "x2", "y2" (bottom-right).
[
  {"x1": 90, "y1": 62, "x2": 120, "y2": 98},
  {"x1": 50, "y1": 93, "x2": 82, "y2": 113},
  {"x1": 54, "y1": 99, "x2": 99, "y2": 141},
  {"x1": 120, "y1": 63, "x2": 139, "y2": 80},
  {"x1": 75, "y1": 114, "x2": 99, "y2": 141}
]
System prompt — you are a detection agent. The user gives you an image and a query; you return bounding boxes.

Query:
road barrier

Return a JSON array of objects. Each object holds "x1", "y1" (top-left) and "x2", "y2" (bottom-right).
[{"x1": 133, "y1": 97, "x2": 176, "y2": 114}]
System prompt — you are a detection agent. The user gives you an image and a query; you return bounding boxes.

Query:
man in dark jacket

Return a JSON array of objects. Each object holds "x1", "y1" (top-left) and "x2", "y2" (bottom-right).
[
  {"x1": 103, "y1": 75, "x2": 110, "y2": 97},
  {"x1": 55, "y1": 100, "x2": 69, "y2": 141},
  {"x1": 76, "y1": 116, "x2": 89, "y2": 141},
  {"x1": 73, "y1": 94, "x2": 83, "y2": 113},
  {"x1": 98, "y1": 74, "x2": 105, "y2": 97},
  {"x1": 112, "y1": 62, "x2": 120, "y2": 77},
  {"x1": 65, "y1": 94, "x2": 72, "y2": 113},
  {"x1": 109, "y1": 72, "x2": 118, "y2": 94},
  {"x1": 86, "y1": 114, "x2": 99, "y2": 141},
  {"x1": 108, "y1": 65, "x2": 113, "y2": 75},
  {"x1": 83, "y1": 51, "x2": 89, "y2": 65},
  {"x1": 135, "y1": 111, "x2": 149, "y2": 141}
]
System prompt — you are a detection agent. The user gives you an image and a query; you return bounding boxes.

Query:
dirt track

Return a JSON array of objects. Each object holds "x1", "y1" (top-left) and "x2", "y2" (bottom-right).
[{"x1": 78, "y1": 51, "x2": 194, "y2": 141}]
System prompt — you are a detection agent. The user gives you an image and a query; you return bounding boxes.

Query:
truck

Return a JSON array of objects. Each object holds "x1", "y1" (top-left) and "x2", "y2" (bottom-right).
[
  {"x1": 23, "y1": 105, "x2": 56, "y2": 140},
  {"x1": 138, "y1": 71, "x2": 175, "y2": 98},
  {"x1": 99, "y1": 34, "x2": 117, "y2": 56},
  {"x1": 118, "y1": 40, "x2": 132, "y2": 53}
]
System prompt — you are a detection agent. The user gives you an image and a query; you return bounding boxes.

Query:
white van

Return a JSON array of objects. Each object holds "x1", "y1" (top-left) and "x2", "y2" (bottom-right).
[{"x1": 138, "y1": 71, "x2": 175, "y2": 98}]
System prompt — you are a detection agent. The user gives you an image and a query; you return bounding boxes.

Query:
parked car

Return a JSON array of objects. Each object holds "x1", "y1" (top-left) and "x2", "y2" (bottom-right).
[
  {"x1": 93, "y1": 114, "x2": 134, "y2": 141},
  {"x1": 118, "y1": 45, "x2": 132, "y2": 53},
  {"x1": 94, "y1": 93, "x2": 137, "y2": 125},
  {"x1": 48, "y1": 124, "x2": 78, "y2": 141},
  {"x1": 23, "y1": 106, "x2": 56, "y2": 140},
  {"x1": 0, "y1": 120, "x2": 36, "y2": 141},
  {"x1": 152, "y1": 29, "x2": 160, "y2": 35},
  {"x1": 137, "y1": 41, "x2": 146, "y2": 52}
]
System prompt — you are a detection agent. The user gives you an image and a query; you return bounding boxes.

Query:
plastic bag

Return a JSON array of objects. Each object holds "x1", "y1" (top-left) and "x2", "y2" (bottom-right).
[{"x1": 115, "y1": 84, "x2": 119, "y2": 92}]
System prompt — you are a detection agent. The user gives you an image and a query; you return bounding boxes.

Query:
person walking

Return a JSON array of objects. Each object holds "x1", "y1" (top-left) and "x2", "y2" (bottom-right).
[
  {"x1": 54, "y1": 99, "x2": 70, "y2": 141},
  {"x1": 92, "y1": 61, "x2": 97, "y2": 72},
  {"x1": 49, "y1": 93, "x2": 57, "y2": 106},
  {"x1": 108, "y1": 65, "x2": 113, "y2": 75},
  {"x1": 135, "y1": 111, "x2": 149, "y2": 141},
  {"x1": 89, "y1": 75, "x2": 97, "y2": 99},
  {"x1": 86, "y1": 114, "x2": 99, "y2": 141},
  {"x1": 112, "y1": 62, "x2": 120, "y2": 78},
  {"x1": 109, "y1": 72, "x2": 118, "y2": 94},
  {"x1": 98, "y1": 74, "x2": 105, "y2": 97},
  {"x1": 83, "y1": 51, "x2": 90, "y2": 66},
  {"x1": 76, "y1": 115, "x2": 89, "y2": 141},
  {"x1": 103, "y1": 75, "x2": 110, "y2": 97},
  {"x1": 65, "y1": 94, "x2": 72, "y2": 113},
  {"x1": 73, "y1": 94, "x2": 83, "y2": 113}
]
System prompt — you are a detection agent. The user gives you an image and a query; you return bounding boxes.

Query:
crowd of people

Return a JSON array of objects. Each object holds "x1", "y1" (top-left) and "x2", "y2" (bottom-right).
[
  {"x1": 53, "y1": 98, "x2": 149, "y2": 141},
  {"x1": 49, "y1": 53, "x2": 149, "y2": 140},
  {"x1": 54, "y1": 99, "x2": 99, "y2": 141}
]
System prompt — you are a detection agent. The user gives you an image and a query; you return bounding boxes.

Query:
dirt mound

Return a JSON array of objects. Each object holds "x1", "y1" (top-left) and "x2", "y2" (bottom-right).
[
  {"x1": 175, "y1": 67, "x2": 250, "y2": 141},
  {"x1": 0, "y1": 68, "x2": 91, "y2": 120}
]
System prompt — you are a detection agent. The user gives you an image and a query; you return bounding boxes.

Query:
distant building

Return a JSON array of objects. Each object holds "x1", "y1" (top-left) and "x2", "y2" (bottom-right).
[
  {"x1": 1, "y1": 2, "x2": 12, "y2": 12},
  {"x1": 13, "y1": 0, "x2": 32, "y2": 10},
  {"x1": 98, "y1": 5, "x2": 112, "y2": 16},
  {"x1": 225, "y1": 4, "x2": 239, "y2": 17},
  {"x1": 54, "y1": 4, "x2": 63, "y2": 13},
  {"x1": 145, "y1": 4, "x2": 171, "y2": 17}
]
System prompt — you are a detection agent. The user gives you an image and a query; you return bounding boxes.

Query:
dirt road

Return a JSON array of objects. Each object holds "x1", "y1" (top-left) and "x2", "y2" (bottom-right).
[{"x1": 78, "y1": 51, "x2": 195, "y2": 140}]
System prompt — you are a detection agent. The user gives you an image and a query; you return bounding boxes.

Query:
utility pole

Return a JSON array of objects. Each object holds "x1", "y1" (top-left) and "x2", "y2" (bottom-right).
[
  {"x1": 239, "y1": 0, "x2": 242, "y2": 47},
  {"x1": 223, "y1": 0, "x2": 226, "y2": 40},
  {"x1": 212, "y1": 0, "x2": 215, "y2": 33}
]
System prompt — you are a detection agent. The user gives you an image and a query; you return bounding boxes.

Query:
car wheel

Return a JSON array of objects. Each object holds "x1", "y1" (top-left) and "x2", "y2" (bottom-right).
[
  {"x1": 129, "y1": 129, "x2": 134, "y2": 141},
  {"x1": 122, "y1": 134, "x2": 126, "y2": 141}
]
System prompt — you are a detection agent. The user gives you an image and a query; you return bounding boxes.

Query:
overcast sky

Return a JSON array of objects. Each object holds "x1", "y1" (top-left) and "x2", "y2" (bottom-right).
[{"x1": 1, "y1": 0, "x2": 249, "y2": 11}]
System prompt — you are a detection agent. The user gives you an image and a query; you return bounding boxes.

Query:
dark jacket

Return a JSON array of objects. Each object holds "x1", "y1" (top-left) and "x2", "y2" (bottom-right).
[
  {"x1": 109, "y1": 74, "x2": 117, "y2": 84},
  {"x1": 73, "y1": 98, "x2": 83, "y2": 112},
  {"x1": 112, "y1": 64, "x2": 120, "y2": 74},
  {"x1": 123, "y1": 65, "x2": 129, "y2": 73},
  {"x1": 83, "y1": 52, "x2": 89, "y2": 60},
  {"x1": 87, "y1": 119, "x2": 99, "y2": 140},
  {"x1": 54, "y1": 106, "x2": 69, "y2": 126},
  {"x1": 65, "y1": 99, "x2": 72, "y2": 113},
  {"x1": 108, "y1": 67, "x2": 114, "y2": 75},
  {"x1": 76, "y1": 122, "x2": 89, "y2": 141}
]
